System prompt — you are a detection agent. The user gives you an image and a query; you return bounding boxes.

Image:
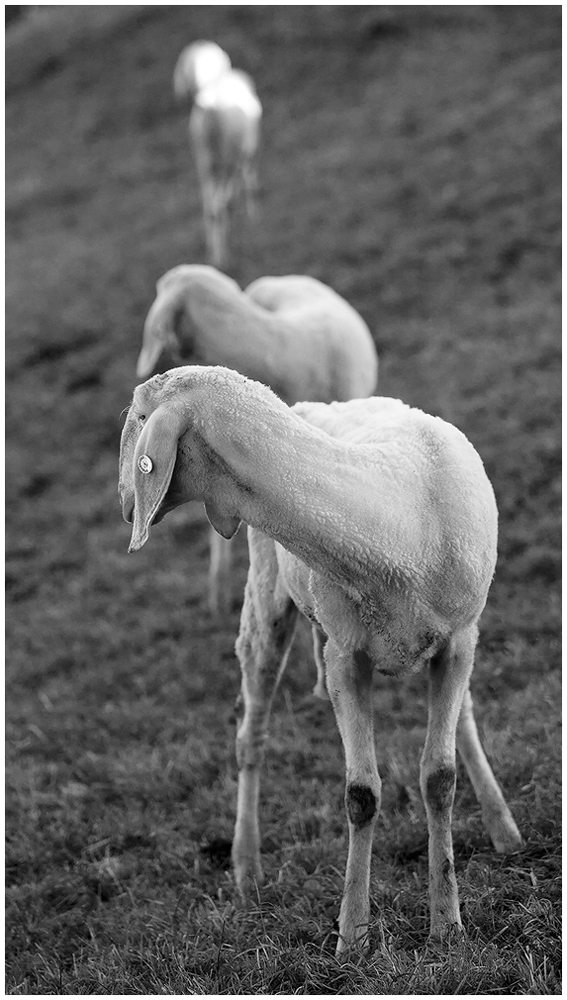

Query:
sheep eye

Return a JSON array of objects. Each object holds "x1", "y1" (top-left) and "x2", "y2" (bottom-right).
[{"x1": 138, "y1": 414, "x2": 146, "y2": 423}]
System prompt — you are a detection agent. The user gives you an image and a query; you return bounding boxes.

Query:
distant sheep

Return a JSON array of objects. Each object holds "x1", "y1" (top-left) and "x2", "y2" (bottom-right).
[
  {"x1": 119, "y1": 365, "x2": 522, "y2": 955},
  {"x1": 173, "y1": 42, "x2": 262, "y2": 267},
  {"x1": 136, "y1": 264, "x2": 378, "y2": 636},
  {"x1": 173, "y1": 41, "x2": 231, "y2": 103}
]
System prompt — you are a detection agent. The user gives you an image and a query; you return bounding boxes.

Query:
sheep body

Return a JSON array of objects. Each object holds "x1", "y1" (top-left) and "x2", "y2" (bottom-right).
[
  {"x1": 119, "y1": 366, "x2": 521, "y2": 952},
  {"x1": 273, "y1": 395, "x2": 497, "y2": 674},
  {"x1": 125, "y1": 372, "x2": 493, "y2": 660},
  {"x1": 182, "y1": 61, "x2": 262, "y2": 266},
  {"x1": 195, "y1": 68, "x2": 261, "y2": 119},
  {"x1": 136, "y1": 265, "x2": 378, "y2": 401},
  {"x1": 136, "y1": 265, "x2": 378, "y2": 623}
]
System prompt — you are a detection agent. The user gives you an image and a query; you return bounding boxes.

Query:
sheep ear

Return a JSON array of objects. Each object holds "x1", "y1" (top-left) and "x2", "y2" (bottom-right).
[
  {"x1": 205, "y1": 499, "x2": 241, "y2": 539},
  {"x1": 136, "y1": 336, "x2": 165, "y2": 379},
  {"x1": 129, "y1": 405, "x2": 187, "y2": 552}
]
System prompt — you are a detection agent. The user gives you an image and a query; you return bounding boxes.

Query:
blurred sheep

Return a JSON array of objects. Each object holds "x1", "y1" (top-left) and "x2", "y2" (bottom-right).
[
  {"x1": 135, "y1": 264, "x2": 378, "y2": 634},
  {"x1": 173, "y1": 42, "x2": 262, "y2": 267}
]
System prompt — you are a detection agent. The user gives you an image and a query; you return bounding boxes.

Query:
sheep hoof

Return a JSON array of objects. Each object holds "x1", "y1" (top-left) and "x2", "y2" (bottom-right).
[
  {"x1": 234, "y1": 868, "x2": 264, "y2": 900},
  {"x1": 484, "y1": 807, "x2": 523, "y2": 853},
  {"x1": 427, "y1": 921, "x2": 464, "y2": 948},
  {"x1": 335, "y1": 928, "x2": 371, "y2": 958}
]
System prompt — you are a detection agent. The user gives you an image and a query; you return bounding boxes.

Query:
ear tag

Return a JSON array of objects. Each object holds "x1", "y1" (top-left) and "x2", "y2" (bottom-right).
[{"x1": 138, "y1": 455, "x2": 153, "y2": 474}]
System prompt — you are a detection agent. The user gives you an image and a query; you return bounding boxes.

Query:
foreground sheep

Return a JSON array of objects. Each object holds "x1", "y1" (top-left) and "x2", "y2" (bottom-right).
[
  {"x1": 118, "y1": 365, "x2": 522, "y2": 954},
  {"x1": 136, "y1": 264, "x2": 378, "y2": 628}
]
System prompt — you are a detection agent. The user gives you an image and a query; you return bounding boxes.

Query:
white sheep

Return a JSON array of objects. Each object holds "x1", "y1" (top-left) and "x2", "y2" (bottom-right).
[
  {"x1": 173, "y1": 41, "x2": 232, "y2": 104},
  {"x1": 135, "y1": 264, "x2": 379, "y2": 642},
  {"x1": 173, "y1": 43, "x2": 262, "y2": 267},
  {"x1": 118, "y1": 365, "x2": 522, "y2": 954}
]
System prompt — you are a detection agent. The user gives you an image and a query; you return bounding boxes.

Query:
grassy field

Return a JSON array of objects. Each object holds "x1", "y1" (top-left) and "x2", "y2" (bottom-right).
[{"x1": 5, "y1": 6, "x2": 561, "y2": 994}]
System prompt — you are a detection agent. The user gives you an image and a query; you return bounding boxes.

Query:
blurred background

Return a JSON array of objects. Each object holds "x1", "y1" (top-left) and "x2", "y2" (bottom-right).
[{"x1": 5, "y1": 6, "x2": 561, "y2": 995}]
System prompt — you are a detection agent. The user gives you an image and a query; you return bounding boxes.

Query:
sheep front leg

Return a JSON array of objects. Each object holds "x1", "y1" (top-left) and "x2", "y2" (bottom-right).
[
  {"x1": 208, "y1": 528, "x2": 233, "y2": 618},
  {"x1": 420, "y1": 628, "x2": 477, "y2": 939},
  {"x1": 232, "y1": 531, "x2": 298, "y2": 894},
  {"x1": 311, "y1": 626, "x2": 329, "y2": 700},
  {"x1": 325, "y1": 641, "x2": 380, "y2": 954},
  {"x1": 457, "y1": 687, "x2": 522, "y2": 853}
]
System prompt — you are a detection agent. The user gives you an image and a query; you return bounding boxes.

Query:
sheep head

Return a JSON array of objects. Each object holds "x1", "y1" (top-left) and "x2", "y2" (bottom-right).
[
  {"x1": 119, "y1": 370, "x2": 241, "y2": 552},
  {"x1": 173, "y1": 42, "x2": 231, "y2": 104},
  {"x1": 136, "y1": 268, "x2": 199, "y2": 379},
  {"x1": 136, "y1": 265, "x2": 242, "y2": 379}
]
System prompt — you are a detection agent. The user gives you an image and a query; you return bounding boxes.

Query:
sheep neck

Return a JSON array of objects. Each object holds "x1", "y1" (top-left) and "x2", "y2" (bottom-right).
[
  {"x1": 181, "y1": 282, "x2": 287, "y2": 384},
  {"x1": 187, "y1": 383, "x2": 375, "y2": 586}
]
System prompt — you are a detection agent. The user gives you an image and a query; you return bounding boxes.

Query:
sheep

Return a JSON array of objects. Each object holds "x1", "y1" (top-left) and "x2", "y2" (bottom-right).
[
  {"x1": 118, "y1": 364, "x2": 522, "y2": 954},
  {"x1": 135, "y1": 263, "x2": 379, "y2": 640},
  {"x1": 173, "y1": 41, "x2": 232, "y2": 104},
  {"x1": 173, "y1": 43, "x2": 262, "y2": 267},
  {"x1": 189, "y1": 69, "x2": 262, "y2": 267}
]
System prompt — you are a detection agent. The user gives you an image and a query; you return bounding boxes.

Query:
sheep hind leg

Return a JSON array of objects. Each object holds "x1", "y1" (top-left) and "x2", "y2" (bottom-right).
[
  {"x1": 200, "y1": 180, "x2": 224, "y2": 267},
  {"x1": 209, "y1": 189, "x2": 229, "y2": 269},
  {"x1": 208, "y1": 527, "x2": 234, "y2": 618},
  {"x1": 243, "y1": 160, "x2": 258, "y2": 221},
  {"x1": 420, "y1": 627, "x2": 481, "y2": 940},
  {"x1": 325, "y1": 642, "x2": 380, "y2": 954},
  {"x1": 457, "y1": 687, "x2": 522, "y2": 853},
  {"x1": 210, "y1": 209, "x2": 227, "y2": 269},
  {"x1": 202, "y1": 199, "x2": 217, "y2": 266},
  {"x1": 232, "y1": 531, "x2": 299, "y2": 895}
]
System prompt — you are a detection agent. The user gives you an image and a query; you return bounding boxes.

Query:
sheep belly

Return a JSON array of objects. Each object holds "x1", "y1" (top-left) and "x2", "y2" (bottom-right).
[
  {"x1": 274, "y1": 544, "x2": 318, "y2": 623},
  {"x1": 274, "y1": 544, "x2": 444, "y2": 676}
]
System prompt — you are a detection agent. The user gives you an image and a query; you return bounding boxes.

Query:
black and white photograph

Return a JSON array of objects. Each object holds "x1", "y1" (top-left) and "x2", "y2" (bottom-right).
[{"x1": 6, "y1": 6, "x2": 561, "y2": 994}]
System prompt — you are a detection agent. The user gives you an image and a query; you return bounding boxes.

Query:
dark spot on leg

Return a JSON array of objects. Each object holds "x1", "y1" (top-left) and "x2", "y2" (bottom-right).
[
  {"x1": 352, "y1": 648, "x2": 375, "y2": 697},
  {"x1": 425, "y1": 766, "x2": 456, "y2": 813},
  {"x1": 346, "y1": 783, "x2": 377, "y2": 828},
  {"x1": 442, "y1": 858, "x2": 456, "y2": 885}
]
